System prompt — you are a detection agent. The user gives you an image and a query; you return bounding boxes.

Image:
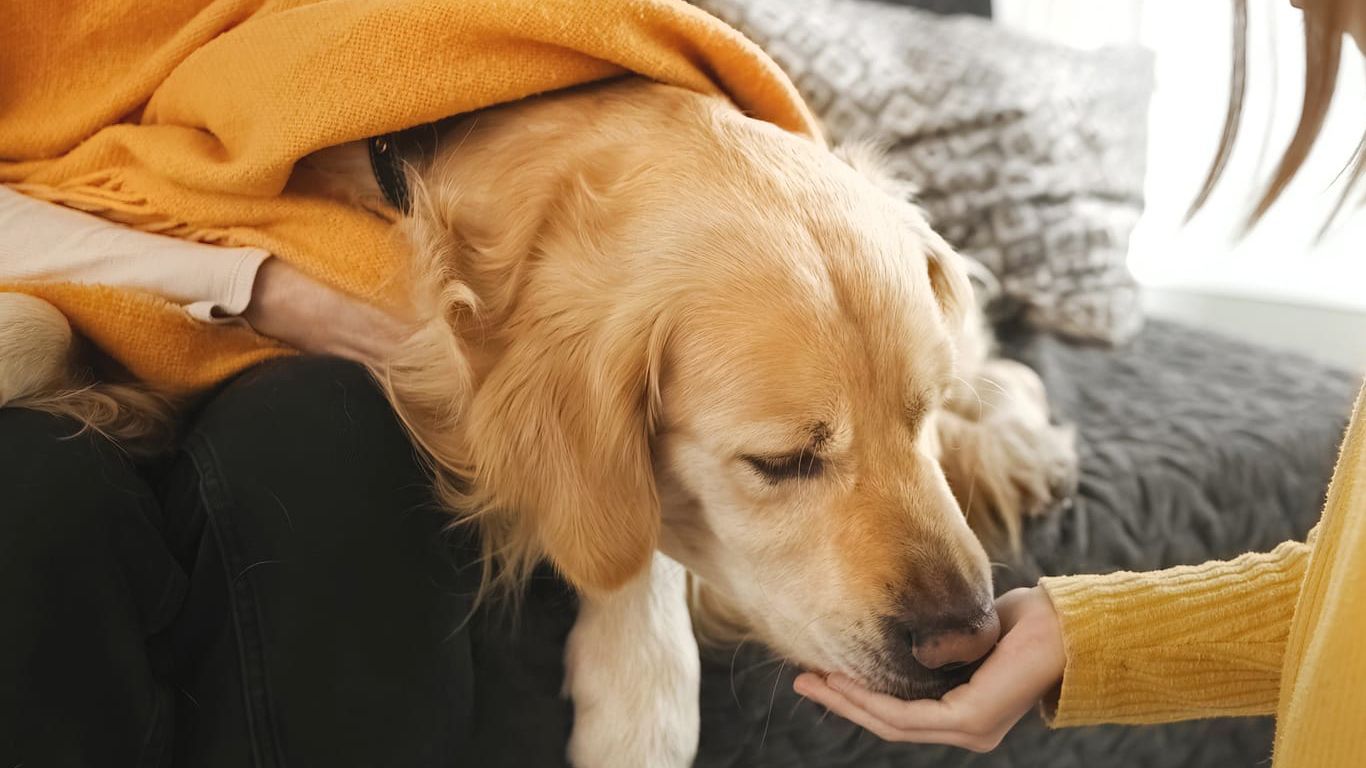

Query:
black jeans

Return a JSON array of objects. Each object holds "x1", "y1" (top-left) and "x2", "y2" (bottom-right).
[{"x1": 0, "y1": 357, "x2": 508, "y2": 767}]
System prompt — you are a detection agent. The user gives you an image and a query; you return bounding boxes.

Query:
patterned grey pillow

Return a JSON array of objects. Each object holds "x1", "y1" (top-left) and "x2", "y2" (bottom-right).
[{"x1": 696, "y1": 0, "x2": 1155, "y2": 343}]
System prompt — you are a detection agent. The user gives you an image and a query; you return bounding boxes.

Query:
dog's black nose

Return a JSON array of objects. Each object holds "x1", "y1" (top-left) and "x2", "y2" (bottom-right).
[{"x1": 902, "y1": 608, "x2": 1000, "y2": 670}]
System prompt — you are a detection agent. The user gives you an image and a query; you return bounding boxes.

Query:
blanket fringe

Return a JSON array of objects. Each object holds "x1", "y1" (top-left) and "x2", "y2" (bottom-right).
[{"x1": 9, "y1": 174, "x2": 231, "y2": 245}]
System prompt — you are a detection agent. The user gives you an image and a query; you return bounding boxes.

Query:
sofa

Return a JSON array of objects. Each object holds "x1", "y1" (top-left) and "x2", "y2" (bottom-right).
[{"x1": 460, "y1": 2, "x2": 1362, "y2": 766}]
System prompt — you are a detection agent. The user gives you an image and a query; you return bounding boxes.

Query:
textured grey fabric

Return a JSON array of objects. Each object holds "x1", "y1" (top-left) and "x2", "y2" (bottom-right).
[
  {"x1": 692, "y1": 320, "x2": 1358, "y2": 768},
  {"x1": 695, "y1": 0, "x2": 1154, "y2": 344},
  {"x1": 999, "y1": 323, "x2": 1356, "y2": 588}
]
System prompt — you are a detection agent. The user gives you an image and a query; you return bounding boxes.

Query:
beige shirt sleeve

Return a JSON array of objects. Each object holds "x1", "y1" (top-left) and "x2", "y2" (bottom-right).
[{"x1": 0, "y1": 185, "x2": 268, "y2": 323}]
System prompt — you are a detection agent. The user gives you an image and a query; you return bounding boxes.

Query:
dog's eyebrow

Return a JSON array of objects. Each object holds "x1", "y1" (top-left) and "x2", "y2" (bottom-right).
[
  {"x1": 807, "y1": 421, "x2": 833, "y2": 449},
  {"x1": 904, "y1": 393, "x2": 931, "y2": 425}
]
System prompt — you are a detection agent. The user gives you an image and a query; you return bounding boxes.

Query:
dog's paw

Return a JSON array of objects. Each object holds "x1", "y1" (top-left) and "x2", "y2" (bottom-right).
[
  {"x1": 566, "y1": 691, "x2": 698, "y2": 768},
  {"x1": 564, "y1": 625, "x2": 700, "y2": 768},
  {"x1": 563, "y1": 555, "x2": 700, "y2": 768},
  {"x1": 995, "y1": 417, "x2": 1079, "y2": 519},
  {"x1": 940, "y1": 359, "x2": 1079, "y2": 545},
  {"x1": 947, "y1": 411, "x2": 1078, "y2": 548}
]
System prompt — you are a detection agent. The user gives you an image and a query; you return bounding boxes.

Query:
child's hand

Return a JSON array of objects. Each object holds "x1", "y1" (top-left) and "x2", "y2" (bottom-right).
[{"x1": 793, "y1": 586, "x2": 1065, "y2": 753}]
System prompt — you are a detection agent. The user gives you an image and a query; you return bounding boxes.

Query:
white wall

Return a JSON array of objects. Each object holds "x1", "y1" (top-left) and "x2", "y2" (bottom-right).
[
  {"x1": 1144, "y1": 287, "x2": 1366, "y2": 371},
  {"x1": 994, "y1": 0, "x2": 1366, "y2": 368},
  {"x1": 993, "y1": 0, "x2": 1144, "y2": 48},
  {"x1": 1128, "y1": 0, "x2": 1366, "y2": 313}
]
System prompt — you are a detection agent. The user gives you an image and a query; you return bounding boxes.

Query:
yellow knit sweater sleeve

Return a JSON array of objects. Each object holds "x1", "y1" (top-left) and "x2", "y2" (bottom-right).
[{"x1": 1039, "y1": 537, "x2": 1311, "y2": 727}]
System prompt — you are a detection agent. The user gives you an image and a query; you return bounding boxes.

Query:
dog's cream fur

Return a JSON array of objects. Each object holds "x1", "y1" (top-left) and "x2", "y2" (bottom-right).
[
  {"x1": 0, "y1": 78, "x2": 1076, "y2": 767},
  {"x1": 0, "y1": 293, "x2": 71, "y2": 404}
]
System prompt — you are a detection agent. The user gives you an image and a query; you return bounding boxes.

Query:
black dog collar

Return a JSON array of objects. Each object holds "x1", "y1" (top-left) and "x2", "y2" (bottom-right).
[{"x1": 367, "y1": 122, "x2": 442, "y2": 214}]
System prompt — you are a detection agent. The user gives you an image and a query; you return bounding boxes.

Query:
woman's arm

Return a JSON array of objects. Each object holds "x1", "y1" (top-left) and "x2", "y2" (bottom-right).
[
  {"x1": 1, "y1": 186, "x2": 411, "y2": 367},
  {"x1": 0, "y1": 185, "x2": 268, "y2": 323}
]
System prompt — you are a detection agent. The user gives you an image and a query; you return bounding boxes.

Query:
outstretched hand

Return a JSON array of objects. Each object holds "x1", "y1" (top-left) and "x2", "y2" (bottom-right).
[{"x1": 793, "y1": 586, "x2": 1066, "y2": 753}]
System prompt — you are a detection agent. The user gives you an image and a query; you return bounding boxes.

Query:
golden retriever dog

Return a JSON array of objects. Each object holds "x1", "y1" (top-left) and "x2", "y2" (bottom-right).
[{"x1": 0, "y1": 77, "x2": 1076, "y2": 768}]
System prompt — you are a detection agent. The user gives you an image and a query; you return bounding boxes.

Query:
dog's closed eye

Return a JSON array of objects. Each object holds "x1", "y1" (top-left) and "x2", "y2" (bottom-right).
[{"x1": 742, "y1": 451, "x2": 825, "y2": 483}]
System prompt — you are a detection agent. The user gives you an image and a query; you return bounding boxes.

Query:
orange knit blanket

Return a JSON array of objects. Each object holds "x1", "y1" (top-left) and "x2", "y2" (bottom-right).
[{"x1": 0, "y1": 0, "x2": 816, "y2": 394}]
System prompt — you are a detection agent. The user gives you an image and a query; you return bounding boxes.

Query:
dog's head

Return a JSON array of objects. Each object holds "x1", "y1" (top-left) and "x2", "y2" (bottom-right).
[{"x1": 396, "y1": 80, "x2": 998, "y2": 698}]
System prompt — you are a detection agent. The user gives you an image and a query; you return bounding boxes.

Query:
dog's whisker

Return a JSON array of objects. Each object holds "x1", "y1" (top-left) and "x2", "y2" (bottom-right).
[
  {"x1": 233, "y1": 559, "x2": 285, "y2": 584},
  {"x1": 736, "y1": 656, "x2": 787, "y2": 676},
  {"x1": 729, "y1": 638, "x2": 749, "y2": 708},
  {"x1": 265, "y1": 489, "x2": 295, "y2": 531},
  {"x1": 978, "y1": 375, "x2": 1009, "y2": 397},
  {"x1": 759, "y1": 658, "x2": 787, "y2": 749},
  {"x1": 952, "y1": 373, "x2": 985, "y2": 419},
  {"x1": 964, "y1": 461, "x2": 980, "y2": 521}
]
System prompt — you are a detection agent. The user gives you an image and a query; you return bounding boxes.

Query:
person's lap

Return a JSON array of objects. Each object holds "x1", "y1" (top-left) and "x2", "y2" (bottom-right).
[
  {"x1": 0, "y1": 404, "x2": 183, "y2": 767},
  {"x1": 1, "y1": 356, "x2": 478, "y2": 767}
]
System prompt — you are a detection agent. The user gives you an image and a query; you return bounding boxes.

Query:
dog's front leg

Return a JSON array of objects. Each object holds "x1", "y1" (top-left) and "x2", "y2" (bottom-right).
[{"x1": 564, "y1": 552, "x2": 699, "y2": 768}]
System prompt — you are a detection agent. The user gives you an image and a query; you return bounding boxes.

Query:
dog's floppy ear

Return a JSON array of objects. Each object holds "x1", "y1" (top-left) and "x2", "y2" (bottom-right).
[
  {"x1": 387, "y1": 100, "x2": 669, "y2": 597},
  {"x1": 445, "y1": 142, "x2": 665, "y2": 595},
  {"x1": 466, "y1": 307, "x2": 664, "y2": 595}
]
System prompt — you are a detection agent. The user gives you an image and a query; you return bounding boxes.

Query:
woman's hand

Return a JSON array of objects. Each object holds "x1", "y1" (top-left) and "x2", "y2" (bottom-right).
[
  {"x1": 793, "y1": 586, "x2": 1066, "y2": 753},
  {"x1": 242, "y1": 258, "x2": 414, "y2": 368}
]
